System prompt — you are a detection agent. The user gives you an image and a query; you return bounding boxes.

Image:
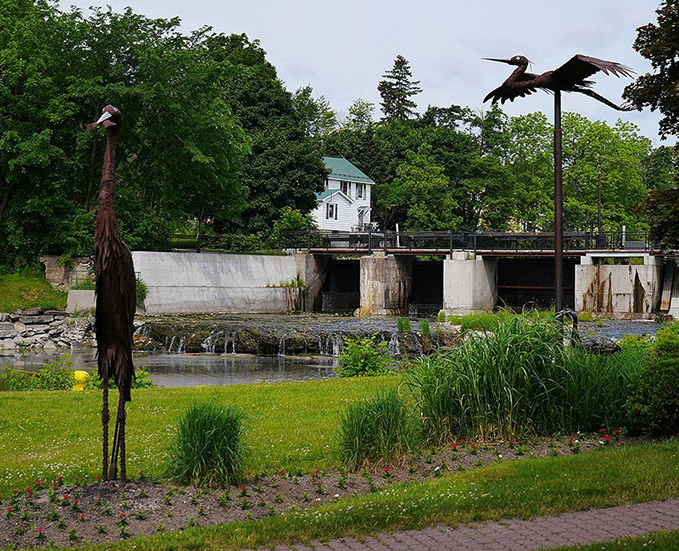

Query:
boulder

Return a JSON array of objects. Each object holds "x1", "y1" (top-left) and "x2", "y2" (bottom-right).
[{"x1": 19, "y1": 315, "x2": 54, "y2": 325}]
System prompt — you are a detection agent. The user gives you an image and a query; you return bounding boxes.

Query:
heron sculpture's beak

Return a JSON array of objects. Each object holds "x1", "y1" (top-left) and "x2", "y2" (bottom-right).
[{"x1": 483, "y1": 57, "x2": 514, "y2": 65}]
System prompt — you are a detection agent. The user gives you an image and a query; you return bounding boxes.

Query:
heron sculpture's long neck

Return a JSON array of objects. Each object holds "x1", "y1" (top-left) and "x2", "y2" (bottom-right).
[
  {"x1": 97, "y1": 128, "x2": 118, "y2": 223},
  {"x1": 510, "y1": 63, "x2": 528, "y2": 80}
]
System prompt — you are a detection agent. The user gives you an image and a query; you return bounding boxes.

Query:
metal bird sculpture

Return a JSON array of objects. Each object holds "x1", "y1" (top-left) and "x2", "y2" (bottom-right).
[
  {"x1": 483, "y1": 54, "x2": 634, "y2": 311},
  {"x1": 483, "y1": 54, "x2": 634, "y2": 111},
  {"x1": 89, "y1": 105, "x2": 136, "y2": 481}
]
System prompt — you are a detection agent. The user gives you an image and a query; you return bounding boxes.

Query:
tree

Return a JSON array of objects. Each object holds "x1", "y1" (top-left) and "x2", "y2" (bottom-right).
[
  {"x1": 204, "y1": 34, "x2": 327, "y2": 234},
  {"x1": 623, "y1": 1, "x2": 679, "y2": 139},
  {"x1": 292, "y1": 86, "x2": 338, "y2": 147},
  {"x1": 342, "y1": 99, "x2": 376, "y2": 131},
  {"x1": 377, "y1": 55, "x2": 422, "y2": 121},
  {"x1": 638, "y1": 189, "x2": 679, "y2": 250},
  {"x1": 382, "y1": 149, "x2": 460, "y2": 231}
]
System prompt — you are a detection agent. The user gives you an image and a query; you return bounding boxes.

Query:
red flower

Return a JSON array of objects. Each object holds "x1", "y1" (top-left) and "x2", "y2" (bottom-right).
[
  {"x1": 614, "y1": 429, "x2": 621, "y2": 434},
  {"x1": 509, "y1": 440, "x2": 515, "y2": 445},
  {"x1": 80, "y1": 513, "x2": 85, "y2": 520},
  {"x1": 570, "y1": 438, "x2": 574, "y2": 442},
  {"x1": 38, "y1": 527, "x2": 43, "y2": 533},
  {"x1": 6, "y1": 507, "x2": 12, "y2": 513},
  {"x1": 26, "y1": 488, "x2": 31, "y2": 493},
  {"x1": 451, "y1": 442, "x2": 457, "y2": 449},
  {"x1": 119, "y1": 513, "x2": 126, "y2": 518},
  {"x1": 604, "y1": 435, "x2": 610, "y2": 441},
  {"x1": 460, "y1": 439, "x2": 465, "y2": 443},
  {"x1": 36, "y1": 480, "x2": 41, "y2": 485},
  {"x1": 384, "y1": 468, "x2": 389, "y2": 473},
  {"x1": 600, "y1": 428, "x2": 606, "y2": 433},
  {"x1": 240, "y1": 486, "x2": 245, "y2": 491}
]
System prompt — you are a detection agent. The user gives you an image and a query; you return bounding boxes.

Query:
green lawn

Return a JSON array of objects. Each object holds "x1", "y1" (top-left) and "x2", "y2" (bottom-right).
[
  {"x1": 551, "y1": 530, "x2": 679, "y2": 550},
  {"x1": 0, "y1": 272, "x2": 67, "y2": 312},
  {"x1": 2, "y1": 379, "x2": 679, "y2": 550},
  {"x1": 0, "y1": 377, "x2": 394, "y2": 495}
]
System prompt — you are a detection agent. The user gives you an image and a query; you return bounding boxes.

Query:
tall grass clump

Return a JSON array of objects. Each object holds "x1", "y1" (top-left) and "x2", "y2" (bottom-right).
[
  {"x1": 165, "y1": 401, "x2": 245, "y2": 486},
  {"x1": 404, "y1": 312, "x2": 645, "y2": 442},
  {"x1": 338, "y1": 387, "x2": 418, "y2": 469}
]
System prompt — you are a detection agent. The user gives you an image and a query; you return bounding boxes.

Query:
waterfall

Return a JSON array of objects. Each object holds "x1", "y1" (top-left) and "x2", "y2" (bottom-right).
[
  {"x1": 201, "y1": 330, "x2": 223, "y2": 354},
  {"x1": 278, "y1": 335, "x2": 286, "y2": 357},
  {"x1": 388, "y1": 332, "x2": 402, "y2": 356},
  {"x1": 167, "y1": 335, "x2": 176, "y2": 353}
]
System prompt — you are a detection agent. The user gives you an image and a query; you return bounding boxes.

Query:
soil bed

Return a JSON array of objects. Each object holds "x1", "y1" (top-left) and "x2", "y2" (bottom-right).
[{"x1": 0, "y1": 432, "x2": 646, "y2": 549}]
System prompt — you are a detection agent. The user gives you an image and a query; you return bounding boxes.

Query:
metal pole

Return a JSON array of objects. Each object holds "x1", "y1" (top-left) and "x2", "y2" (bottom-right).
[
  {"x1": 554, "y1": 90, "x2": 564, "y2": 311},
  {"x1": 597, "y1": 163, "x2": 602, "y2": 235}
]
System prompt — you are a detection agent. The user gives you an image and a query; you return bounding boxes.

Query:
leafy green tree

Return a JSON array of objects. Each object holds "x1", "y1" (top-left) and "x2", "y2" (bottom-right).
[
  {"x1": 387, "y1": 150, "x2": 460, "y2": 231},
  {"x1": 623, "y1": 1, "x2": 679, "y2": 139},
  {"x1": 292, "y1": 86, "x2": 338, "y2": 147},
  {"x1": 203, "y1": 34, "x2": 327, "y2": 234},
  {"x1": 377, "y1": 55, "x2": 422, "y2": 121},
  {"x1": 342, "y1": 99, "x2": 376, "y2": 130},
  {"x1": 638, "y1": 188, "x2": 679, "y2": 250}
]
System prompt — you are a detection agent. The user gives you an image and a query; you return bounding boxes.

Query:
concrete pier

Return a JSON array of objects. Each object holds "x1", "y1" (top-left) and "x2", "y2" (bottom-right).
[
  {"x1": 575, "y1": 254, "x2": 663, "y2": 319},
  {"x1": 442, "y1": 252, "x2": 498, "y2": 314},
  {"x1": 359, "y1": 254, "x2": 413, "y2": 316}
]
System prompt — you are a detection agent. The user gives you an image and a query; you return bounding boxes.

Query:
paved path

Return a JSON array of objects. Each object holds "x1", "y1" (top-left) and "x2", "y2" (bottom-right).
[{"x1": 267, "y1": 499, "x2": 679, "y2": 551}]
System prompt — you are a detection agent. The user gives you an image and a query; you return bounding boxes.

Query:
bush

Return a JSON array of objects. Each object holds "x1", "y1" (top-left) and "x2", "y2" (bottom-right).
[
  {"x1": 338, "y1": 388, "x2": 417, "y2": 469},
  {"x1": 0, "y1": 361, "x2": 75, "y2": 391},
  {"x1": 135, "y1": 276, "x2": 148, "y2": 307},
  {"x1": 338, "y1": 335, "x2": 392, "y2": 377},
  {"x1": 85, "y1": 368, "x2": 156, "y2": 390},
  {"x1": 165, "y1": 402, "x2": 245, "y2": 486},
  {"x1": 404, "y1": 312, "x2": 644, "y2": 442},
  {"x1": 419, "y1": 320, "x2": 430, "y2": 339},
  {"x1": 397, "y1": 317, "x2": 411, "y2": 332},
  {"x1": 626, "y1": 322, "x2": 679, "y2": 435}
]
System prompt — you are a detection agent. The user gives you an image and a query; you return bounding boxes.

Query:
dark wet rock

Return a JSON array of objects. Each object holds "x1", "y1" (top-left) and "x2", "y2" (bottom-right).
[
  {"x1": 20, "y1": 315, "x2": 54, "y2": 325},
  {"x1": 580, "y1": 334, "x2": 622, "y2": 355}
]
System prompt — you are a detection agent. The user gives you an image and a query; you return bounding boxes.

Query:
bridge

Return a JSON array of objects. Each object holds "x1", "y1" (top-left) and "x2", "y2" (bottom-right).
[
  {"x1": 277, "y1": 229, "x2": 671, "y2": 319},
  {"x1": 282, "y1": 229, "x2": 657, "y2": 256}
]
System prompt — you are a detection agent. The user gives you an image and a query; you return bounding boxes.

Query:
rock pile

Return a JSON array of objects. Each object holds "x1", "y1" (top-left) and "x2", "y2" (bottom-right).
[{"x1": 0, "y1": 308, "x2": 95, "y2": 350}]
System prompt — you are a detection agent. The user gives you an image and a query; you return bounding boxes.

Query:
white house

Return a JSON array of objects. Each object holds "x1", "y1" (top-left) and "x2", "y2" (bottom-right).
[{"x1": 311, "y1": 156, "x2": 375, "y2": 232}]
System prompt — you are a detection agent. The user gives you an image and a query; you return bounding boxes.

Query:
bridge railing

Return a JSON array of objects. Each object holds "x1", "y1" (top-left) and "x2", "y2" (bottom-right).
[{"x1": 280, "y1": 229, "x2": 655, "y2": 253}]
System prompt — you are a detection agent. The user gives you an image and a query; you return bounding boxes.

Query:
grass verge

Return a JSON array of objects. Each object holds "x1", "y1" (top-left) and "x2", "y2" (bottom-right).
[
  {"x1": 551, "y1": 530, "x2": 679, "y2": 550},
  {"x1": 0, "y1": 271, "x2": 67, "y2": 312},
  {"x1": 0, "y1": 377, "x2": 393, "y2": 495},
  {"x1": 20, "y1": 438, "x2": 679, "y2": 551}
]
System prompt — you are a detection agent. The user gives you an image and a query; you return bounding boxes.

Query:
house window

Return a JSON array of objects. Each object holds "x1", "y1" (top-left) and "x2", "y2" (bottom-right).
[
  {"x1": 340, "y1": 181, "x2": 349, "y2": 196},
  {"x1": 326, "y1": 203, "x2": 337, "y2": 219},
  {"x1": 357, "y1": 184, "x2": 364, "y2": 199}
]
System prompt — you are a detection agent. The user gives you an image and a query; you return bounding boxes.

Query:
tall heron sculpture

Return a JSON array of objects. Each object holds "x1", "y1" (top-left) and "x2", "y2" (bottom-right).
[
  {"x1": 89, "y1": 105, "x2": 136, "y2": 481},
  {"x1": 483, "y1": 54, "x2": 634, "y2": 310}
]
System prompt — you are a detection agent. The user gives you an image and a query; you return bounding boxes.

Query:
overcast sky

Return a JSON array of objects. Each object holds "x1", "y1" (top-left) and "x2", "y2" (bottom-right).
[{"x1": 58, "y1": 0, "x2": 667, "y2": 144}]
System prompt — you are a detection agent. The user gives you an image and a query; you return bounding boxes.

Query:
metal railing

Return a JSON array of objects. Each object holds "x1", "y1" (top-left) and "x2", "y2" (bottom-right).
[{"x1": 279, "y1": 229, "x2": 655, "y2": 254}]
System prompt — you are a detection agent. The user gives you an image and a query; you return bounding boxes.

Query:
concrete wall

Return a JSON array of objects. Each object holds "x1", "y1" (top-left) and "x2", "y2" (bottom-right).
[
  {"x1": 359, "y1": 254, "x2": 413, "y2": 316},
  {"x1": 575, "y1": 255, "x2": 663, "y2": 319},
  {"x1": 442, "y1": 253, "x2": 498, "y2": 314},
  {"x1": 132, "y1": 251, "x2": 305, "y2": 315}
]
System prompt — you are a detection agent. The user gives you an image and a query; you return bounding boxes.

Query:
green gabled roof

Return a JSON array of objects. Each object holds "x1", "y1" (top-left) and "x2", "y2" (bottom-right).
[
  {"x1": 316, "y1": 189, "x2": 338, "y2": 200},
  {"x1": 323, "y1": 156, "x2": 375, "y2": 184}
]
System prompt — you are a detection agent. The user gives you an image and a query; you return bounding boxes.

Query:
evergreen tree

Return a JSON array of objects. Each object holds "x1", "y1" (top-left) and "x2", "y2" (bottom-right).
[{"x1": 377, "y1": 55, "x2": 422, "y2": 121}]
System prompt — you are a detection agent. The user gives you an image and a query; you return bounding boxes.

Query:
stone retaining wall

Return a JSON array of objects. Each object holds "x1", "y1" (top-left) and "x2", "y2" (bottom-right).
[{"x1": 0, "y1": 308, "x2": 94, "y2": 350}]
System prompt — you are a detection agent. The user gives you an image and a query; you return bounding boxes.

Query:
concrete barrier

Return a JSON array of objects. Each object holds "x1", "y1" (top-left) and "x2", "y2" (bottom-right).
[{"x1": 131, "y1": 251, "x2": 302, "y2": 314}]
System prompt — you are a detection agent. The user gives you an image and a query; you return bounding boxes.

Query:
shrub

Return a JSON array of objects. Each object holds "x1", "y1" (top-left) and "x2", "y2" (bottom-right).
[
  {"x1": 85, "y1": 368, "x2": 156, "y2": 390},
  {"x1": 165, "y1": 402, "x2": 245, "y2": 486},
  {"x1": 397, "y1": 317, "x2": 411, "y2": 332},
  {"x1": 436, "y1": 311, "x2": 446, "y2": 323},
  {"x1": 626, "y1": 322, "x2": 679, "y2": 435},
  {"x1": 419, "y1": 320, "x2": 430, "y2": 339},
  {"x1": 338, "y1": 335, "x2": 392, "y2": 377},
  {"x1": 0, "y1": 357, "x2": 74, "y2": 391},
  {"x1": 405, "y1": 312, "x2": 644, "y2": 442},
  {"x1": 135, "y1": 276, "x2": 148, "y2": 307},
  {"x1": 338, "y1": 388, "x2": 417, "y2": 469}
]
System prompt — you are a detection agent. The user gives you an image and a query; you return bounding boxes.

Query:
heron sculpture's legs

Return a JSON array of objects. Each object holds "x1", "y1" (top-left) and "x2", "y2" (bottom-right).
[
  {"x1": 102, "y1": 376, "x2": 109, "y2": 480},
  {"x1": 108, "y1": 392, "x2": 127, "y2": 480}
]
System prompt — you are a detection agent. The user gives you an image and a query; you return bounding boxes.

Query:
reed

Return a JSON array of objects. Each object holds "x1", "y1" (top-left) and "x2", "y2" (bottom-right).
[
  {"x1": 405, "y1": 313, "x2": 645, "y2": 441},
  {"x1": 337, "y1": 387, "x2": 418, "y2": 469}
]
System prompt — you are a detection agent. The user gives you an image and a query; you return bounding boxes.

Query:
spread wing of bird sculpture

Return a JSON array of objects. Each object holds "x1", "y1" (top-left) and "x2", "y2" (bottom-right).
[
  {"x1": 89, "y1": 104, "x2": 136, "y2": 481},
  {"x1": 483, "y1": 54, "x2": 634, "y2": 111}
]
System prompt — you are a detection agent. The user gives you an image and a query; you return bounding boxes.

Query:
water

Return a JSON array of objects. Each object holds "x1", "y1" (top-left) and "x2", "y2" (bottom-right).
[
  {"x1": 0, "y1": 319, "x2": 664, "y2": 388},
  {"x1": 0, "y1": 350, "x2": 338, "y2": 387}
]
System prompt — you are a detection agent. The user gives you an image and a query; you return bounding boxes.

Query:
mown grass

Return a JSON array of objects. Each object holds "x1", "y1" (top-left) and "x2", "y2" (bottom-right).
[
  {"x1": 21, "y1": 438, "x2": 679, "y2": 551},
  {"x1": 0, "y1": 271, "x2": 67, "y2": 312},
  {"x1": 0, "y1": 377, "x2": 393, "y2": 495},
  {"x1": 551, "y1": 530, "x2": 679, "y2": 550}
]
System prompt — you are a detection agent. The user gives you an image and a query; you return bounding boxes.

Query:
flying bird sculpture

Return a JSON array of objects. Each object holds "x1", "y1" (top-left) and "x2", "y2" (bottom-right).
[
  {"x1": 89, "y1": 105, "x2": 136, "y2": 481},
  {"x1": 483, "y1": 54, "x2": 634, "y2": 311},
  {"x1": 483, "y1": 54, "x2": 634, "y2": 111}
]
